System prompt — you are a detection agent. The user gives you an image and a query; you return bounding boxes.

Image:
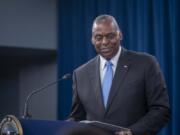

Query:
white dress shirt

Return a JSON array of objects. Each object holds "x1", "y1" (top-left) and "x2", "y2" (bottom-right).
[{"x1": 99, "y1": 46, "x2": 121, "y2": 85}]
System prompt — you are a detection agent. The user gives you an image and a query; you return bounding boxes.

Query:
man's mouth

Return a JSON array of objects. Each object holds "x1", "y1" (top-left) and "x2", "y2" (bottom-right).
[{"x1": 101, "y1": 48, "x2": 112, "y2": 53}]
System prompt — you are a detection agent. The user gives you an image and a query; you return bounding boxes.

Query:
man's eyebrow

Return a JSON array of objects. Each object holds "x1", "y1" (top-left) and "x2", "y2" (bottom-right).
[{"x1": 94, "y1": 32, "x2": 117, "y2": 35}]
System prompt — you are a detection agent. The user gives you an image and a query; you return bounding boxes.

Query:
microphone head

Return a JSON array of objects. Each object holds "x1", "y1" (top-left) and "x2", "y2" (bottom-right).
[{"x1": 62, "y1": 73, "x2": 72, "y2": 80}]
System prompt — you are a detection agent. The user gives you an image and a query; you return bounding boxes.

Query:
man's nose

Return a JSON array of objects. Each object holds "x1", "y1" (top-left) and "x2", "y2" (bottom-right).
[{"x1": 102, "y1": 37, "x2": 109, "y2": 45}]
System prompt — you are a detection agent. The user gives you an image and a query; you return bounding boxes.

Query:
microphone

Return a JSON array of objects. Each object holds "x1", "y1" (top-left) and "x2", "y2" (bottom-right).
[{"x1": 22, "y1": 73, "x2": 71, "y2": 119}]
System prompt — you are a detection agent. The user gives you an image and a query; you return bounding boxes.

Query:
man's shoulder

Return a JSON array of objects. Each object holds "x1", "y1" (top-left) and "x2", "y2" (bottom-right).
[
  {"x1": 125, "y1": 49, "x2": 156, "y2": 62},
  {"x1": 74, "y1": 56, "x2": 99, "y2": 73}
]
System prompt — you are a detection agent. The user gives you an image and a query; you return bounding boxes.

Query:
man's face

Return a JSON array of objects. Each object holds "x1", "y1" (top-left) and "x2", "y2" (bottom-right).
[{"x1": 91, "y1": 21, "x2": 122, "y2": 60}]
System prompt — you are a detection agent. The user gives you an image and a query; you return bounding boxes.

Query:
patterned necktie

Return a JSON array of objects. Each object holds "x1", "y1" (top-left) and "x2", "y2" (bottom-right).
[{"x1": 102, "y1": 61, "x2": 113, "y2": 108}]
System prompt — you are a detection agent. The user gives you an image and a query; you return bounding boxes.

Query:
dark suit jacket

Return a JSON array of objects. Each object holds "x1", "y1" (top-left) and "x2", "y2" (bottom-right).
[{"x1": 69, "y1": 47, "x2": 170, "y2": 135}]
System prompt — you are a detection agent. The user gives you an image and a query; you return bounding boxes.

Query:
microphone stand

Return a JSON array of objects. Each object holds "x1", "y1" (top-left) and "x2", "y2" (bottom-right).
[{"x1": 22, "y1": 73, "x2": 71, "y2": 119}]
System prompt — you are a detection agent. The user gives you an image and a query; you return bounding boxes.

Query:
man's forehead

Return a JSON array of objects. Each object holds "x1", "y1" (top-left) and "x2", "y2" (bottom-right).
[
  {"x1": 92, "y1": 23, "x2": 117, "y2": 34},
  {"x1": 93, "y1": 21, "x2": 114, "y2": 28}
]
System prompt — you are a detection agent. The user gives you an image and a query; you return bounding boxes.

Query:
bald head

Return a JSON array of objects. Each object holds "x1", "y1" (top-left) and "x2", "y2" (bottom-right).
[{"x1": 92, "y1": 14, "x2": 120, "y2": 32}]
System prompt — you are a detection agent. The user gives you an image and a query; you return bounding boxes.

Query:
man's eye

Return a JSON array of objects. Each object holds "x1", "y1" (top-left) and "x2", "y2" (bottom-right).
[
  {"x1": 95, "y1": 36, "x2": 103, "y2": 41},
  {"x1": 107, "y1": 34, "x2": 116, "y2": 40},
  {"x1": 94, "y1": 33, "x2": 116, "y2": 41}
]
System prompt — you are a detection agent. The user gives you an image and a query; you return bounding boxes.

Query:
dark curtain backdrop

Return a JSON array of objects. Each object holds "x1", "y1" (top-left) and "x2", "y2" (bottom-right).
[{"x1": 58, "y1": 0, "x2": 180, "y2": 135}]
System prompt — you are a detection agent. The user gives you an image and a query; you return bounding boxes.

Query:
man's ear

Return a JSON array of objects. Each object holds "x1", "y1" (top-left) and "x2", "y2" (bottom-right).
[
  {"x1": 91, "y1": 37, "x2": 95, "y2": 45},
  {"x1": 118, "y1": 31, "x2": 123, "y2": 41}
]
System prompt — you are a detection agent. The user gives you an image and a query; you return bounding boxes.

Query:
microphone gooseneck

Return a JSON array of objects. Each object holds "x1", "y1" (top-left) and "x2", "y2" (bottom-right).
[{"x1": 22, "y1": 73, "x2": 71, "y2": 119}]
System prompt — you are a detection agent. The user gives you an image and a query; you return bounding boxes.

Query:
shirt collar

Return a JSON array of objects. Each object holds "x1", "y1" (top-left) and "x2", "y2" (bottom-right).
[{"x1": 100, "y1": 46, "x2": 121, "y2": 70}]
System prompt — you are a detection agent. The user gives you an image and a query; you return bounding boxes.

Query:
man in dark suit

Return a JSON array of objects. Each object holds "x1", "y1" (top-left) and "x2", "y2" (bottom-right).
[{"x1": 68, "y1": 14, "x2": 170, "y2": 135}]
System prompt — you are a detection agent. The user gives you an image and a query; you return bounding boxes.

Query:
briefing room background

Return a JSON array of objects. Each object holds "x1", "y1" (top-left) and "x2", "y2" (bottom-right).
[{"x1": 0, "y1": 0, "x2": 179, "y2": 135}]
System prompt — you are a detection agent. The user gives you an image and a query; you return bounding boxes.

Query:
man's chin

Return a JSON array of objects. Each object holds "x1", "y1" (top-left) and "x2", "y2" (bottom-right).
[{"x1": 101, "y1": 54, "x2": 112, "y2": 60}]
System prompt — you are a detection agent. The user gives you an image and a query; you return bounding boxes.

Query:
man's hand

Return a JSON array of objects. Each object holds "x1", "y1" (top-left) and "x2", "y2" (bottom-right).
[{"x1": 115, "y1": 130, "x2": 133, "y2": 135}]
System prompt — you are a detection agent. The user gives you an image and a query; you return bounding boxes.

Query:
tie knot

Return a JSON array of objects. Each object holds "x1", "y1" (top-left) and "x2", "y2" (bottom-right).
[{"x1": 105, "y1": 61, "x2": 113, "y2": 67}]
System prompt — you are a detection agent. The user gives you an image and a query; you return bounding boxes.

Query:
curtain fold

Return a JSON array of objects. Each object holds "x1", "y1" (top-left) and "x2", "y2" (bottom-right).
[{"x1": 58, "y1": 0, "x2": 180, "y2": 134}]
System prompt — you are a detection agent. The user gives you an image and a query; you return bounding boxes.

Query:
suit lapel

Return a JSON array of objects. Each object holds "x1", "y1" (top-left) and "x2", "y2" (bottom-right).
[
  {"x1": 105, "y1": 48, "x2": 131, "y2": 113},
  {"x1": 88, "y1": 56, "x2": 106, "y2": 113}
]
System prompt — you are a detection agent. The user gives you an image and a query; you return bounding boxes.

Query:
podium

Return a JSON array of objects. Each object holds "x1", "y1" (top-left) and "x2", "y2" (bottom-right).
[{"x1": 0, "y1": 115, "x2": 114, "y2": 135}]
